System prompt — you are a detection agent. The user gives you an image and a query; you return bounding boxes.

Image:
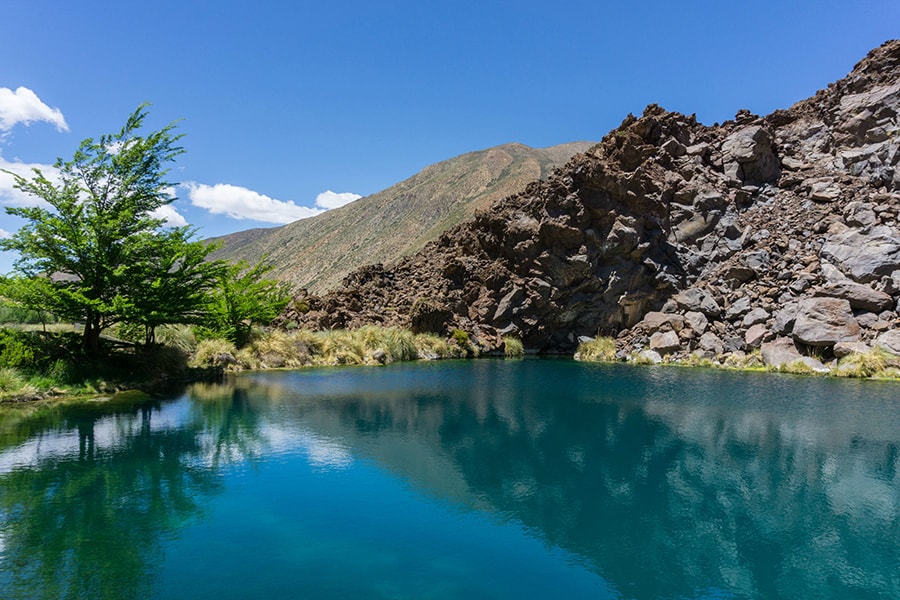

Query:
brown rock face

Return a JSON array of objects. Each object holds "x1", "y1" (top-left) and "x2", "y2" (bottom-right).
[{"x1": 278, "y1": 40, "x2": 900, "y2": 360}]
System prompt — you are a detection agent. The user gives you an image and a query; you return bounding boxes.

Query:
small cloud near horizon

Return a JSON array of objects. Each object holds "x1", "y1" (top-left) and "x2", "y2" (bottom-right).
[
  {"x1": 315, "y1": 190, "x2": 362, "y2": 209},
  {"x1": 184, "y1": 182, "x2": 327, "y2": 224},
  {"x1": 0, "y1": 87, "x2": 69, "y2": 134},
  {"x1": 185, "y1": 183, "x2": 362, "y2": 224},
  {"x1": 0, "y1": 228, "x2": 10, "y2": 239}
]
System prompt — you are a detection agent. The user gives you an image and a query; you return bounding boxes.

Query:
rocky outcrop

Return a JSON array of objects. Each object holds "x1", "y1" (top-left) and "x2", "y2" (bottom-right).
[{"x1": 277, "y1": 40, "x2": 900, "y2": 369}]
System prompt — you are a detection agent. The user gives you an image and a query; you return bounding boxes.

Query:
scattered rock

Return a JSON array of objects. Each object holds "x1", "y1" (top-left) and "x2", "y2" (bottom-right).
[
  {"x1": 635, "y1": 349, "x2": 663, "y2": 364},
  {"x1": 744, "y1": 323, "x2": 769, "y2": 348},
  {"x1": 742, "y1": 307, "x2": 770, "y2": 328}
]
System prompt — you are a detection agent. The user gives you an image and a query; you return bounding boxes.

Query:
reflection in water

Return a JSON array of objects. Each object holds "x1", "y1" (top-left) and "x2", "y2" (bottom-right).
[
  {"x1": 0, "y1": 361, "x2": 898, "y2": 599},
  {"x1": 0, "y1": 401, "x2": 211, "y2": 599},
  {"x1": 261, "y1": 362, "x2": 900, "y2": 599}
]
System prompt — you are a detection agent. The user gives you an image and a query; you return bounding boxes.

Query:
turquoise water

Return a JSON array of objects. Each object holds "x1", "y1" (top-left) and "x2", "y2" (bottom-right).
[{"x1": 1, "y1": 360, "x2": 899, "y2": 599}]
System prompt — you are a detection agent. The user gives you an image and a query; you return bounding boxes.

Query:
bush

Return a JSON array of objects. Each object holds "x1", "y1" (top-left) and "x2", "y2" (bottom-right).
[
  {"x1": 0, "y1": 328, "x2": 38, "y2": 369},
  {"x1": 503, "y1": 336, "x2": 524, "y2": 358},
  {"x1": 574, "y1": 337, "x2": 617, "y2": 362},
  {"x1": 835, "y1": 347, "x2": 892, "y2": 378},
  {"x1": 190, "y1": 338, "x2": 239, "y2": 369},
  {"x1": 413, "y1": 333, "x2": 463, "y2": 360},
  {"x1": 0, "y1": 367, "x2": 26, "y2": 393}
]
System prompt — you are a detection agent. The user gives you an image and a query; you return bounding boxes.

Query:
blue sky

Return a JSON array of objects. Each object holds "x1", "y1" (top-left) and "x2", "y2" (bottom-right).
[{"x1": 1, "y1": 0, "x2": 898, "y2": 273}]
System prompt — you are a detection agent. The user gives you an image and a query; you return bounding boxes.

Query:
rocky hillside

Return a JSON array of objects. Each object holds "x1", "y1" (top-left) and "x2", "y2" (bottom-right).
[
  {"x1": 277, "y1": 40, "x2": 900, "y2": 369},
  {"x1": 208, "y1": 141, "x2": 592, "y2": 293}
]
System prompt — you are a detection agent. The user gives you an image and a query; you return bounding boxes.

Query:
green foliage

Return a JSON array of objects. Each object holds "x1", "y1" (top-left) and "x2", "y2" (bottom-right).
[
  {"x1": 835, "y1": 347, "x2": 893, "y2": 378},
  {"x1": 575, "y1": 337, "x2": 617, "y2": 362},
  {"x1": 502, "y1": 336, "x2": 524, "y2": 358},
  {"x1": 0, "y1": 328, "x2": 37, "y2": 368},
  {"x1": 0, "y1": 105, "x2": 221, "y2": 354},
  {"x1": 0, "y1": 367, "x2": 27, "y2": 393},
  {"x1": 203, "y1": 260, "x2": 291, "y2": 348},
  {"x1": 679, "y1": 353, "x2": 718, "y2": 368},
  {"x1": 451, "y1": 328, "x2": 470, "y2": 346}
]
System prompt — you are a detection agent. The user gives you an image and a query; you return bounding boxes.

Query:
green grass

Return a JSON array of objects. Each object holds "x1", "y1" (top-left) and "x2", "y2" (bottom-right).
[
  {"x1": 574, "y1": 337, "x2": 617, "y2": 362},
  {"x1": 834, "y1": 347, "x2": 896, "y2": 378},
  {"x1": 189, "y1": 326, "x2": 457, "y2": 371},
  {"x1": 503, "y1": 336, "x2": 524, "y2": 358}
]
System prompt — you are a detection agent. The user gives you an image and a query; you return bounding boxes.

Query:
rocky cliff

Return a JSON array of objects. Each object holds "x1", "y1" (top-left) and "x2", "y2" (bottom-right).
[{"x1": 277, "y1": 40, "x2": 900, "y2": 367}]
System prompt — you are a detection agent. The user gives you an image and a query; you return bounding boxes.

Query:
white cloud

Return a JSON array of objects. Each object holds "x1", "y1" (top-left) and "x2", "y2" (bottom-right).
[
  {"x1": 184, "y1": 182, "x2": 326, "y2": 224},
  {"x1": 150, "y1": 204, "x2": 188, "y2": 227},
  {"x1": 0, "y1": 154, "x2": 57, "y2": 208},
  {"x1": 315, "y1": 190, "x2": 362, "y2": 210},
  {"x1": 0, "y1": 87, "x2": 68, "y2": 133},
  {"x1": 0, "y1": 228, "x2": 9, "y2": 239}
]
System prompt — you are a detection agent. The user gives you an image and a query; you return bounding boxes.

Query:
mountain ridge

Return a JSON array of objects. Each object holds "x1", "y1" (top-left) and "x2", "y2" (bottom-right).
[{"x1": 208, "y1": 141, "x2": 592, "y2": 293}]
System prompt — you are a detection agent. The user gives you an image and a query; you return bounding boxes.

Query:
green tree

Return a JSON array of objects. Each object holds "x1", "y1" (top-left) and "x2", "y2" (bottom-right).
[
  {"x1": 205, "y1": 260, "x2": 290, "y2": 348},
  {"x1": 0, "y1": 105, "x2": 219, "y2": 354},
  {"x1": 122, "y1": 229, "x2": 224, "y2": 345}
]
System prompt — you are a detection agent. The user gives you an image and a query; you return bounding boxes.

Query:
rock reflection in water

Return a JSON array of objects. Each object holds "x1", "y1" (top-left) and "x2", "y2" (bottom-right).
[{"x1": 263, "y1": 362, "x2": 900, "y2": 599}]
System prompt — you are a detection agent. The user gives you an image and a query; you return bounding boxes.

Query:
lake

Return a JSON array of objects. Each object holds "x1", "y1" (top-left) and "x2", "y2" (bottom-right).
[{"x1": 1, "y1": 359, "x2": 898, "y2": 599}]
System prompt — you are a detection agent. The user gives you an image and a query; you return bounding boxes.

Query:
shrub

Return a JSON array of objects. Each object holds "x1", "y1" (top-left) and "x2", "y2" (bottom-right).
[
  {"x1": 190, "y1": 338, "x2": 239, "y2": 369},
  {"x1": 414, "y1": 333, "x2": 463, "y2": 360},
  {"x1": 503, "y1": 336, "x2": 524, "y2": 358},
  {"x1": 574, "y1": 337, "x2": 617, "y2": 362},
  {"x1": 775, "y1": 359, "x2": 815, "y2": 375},
  {"x1": 248, "y1": 329, "x2": 312, "y2": 368},
  {"x1": 835, "y1": 347, "x2": 892, "y2": 378},
  {"x1": 0, "y1": 328, "x2": 37, "y2": 369},
  {"x1": 451, "y1": 328, "x2": 470, "y2": 347},
  {"x1": 0, "y1": 367, "x2": 26, "y2": 393}
]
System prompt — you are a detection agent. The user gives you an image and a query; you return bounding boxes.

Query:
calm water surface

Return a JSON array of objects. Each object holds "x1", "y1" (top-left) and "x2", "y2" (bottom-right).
[{"x1": 1, "y1": 360, "x2": 899, "y2": 599}]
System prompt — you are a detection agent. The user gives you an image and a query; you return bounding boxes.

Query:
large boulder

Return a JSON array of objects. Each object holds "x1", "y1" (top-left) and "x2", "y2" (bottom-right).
[
  {"x1": 875, "y1": 330, "x2": 900, "y2": 355},
  {"x1": 814, "y1": 280, "x2": 894, "y2": 312},
  {"x1": 761, "y1": 338, "x2": 829, "y2": 372},
  {"x1": 649, "y1": 331, "x2": 681, "y2": 355},
  {"x1": 791, "y1": 298, "x2": 860, "y2": 347},
  {"x1": 760, "y1": 338, "x2": 803, "y2": 368},
  {"x1": 721, "y1": 125, "x2": 780, "y2": 184},
  {"x1": 820, "y1": 226, "x2": 900, "y2": 283},
  {"x1": 672, "y1": 288, "x2": 722, "y2": 317}
]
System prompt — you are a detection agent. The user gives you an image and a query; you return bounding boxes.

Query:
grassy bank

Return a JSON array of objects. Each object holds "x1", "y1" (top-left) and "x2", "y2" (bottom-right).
[
  {"x1": 0, "y1": 325, "x2": 526, "y2": 403},
  {"x1": 574, "y1": 337, "x2": 900, "y2": 380}
]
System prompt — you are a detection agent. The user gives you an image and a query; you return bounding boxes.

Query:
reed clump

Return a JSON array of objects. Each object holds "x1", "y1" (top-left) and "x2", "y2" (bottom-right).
[{"x1": 574, "y1": 337, "x2": 617, "y2": 362}]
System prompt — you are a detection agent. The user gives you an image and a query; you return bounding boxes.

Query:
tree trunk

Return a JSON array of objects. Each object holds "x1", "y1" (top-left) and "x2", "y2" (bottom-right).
[{"x1": 83, "y1": 318, "x2": 101, "y2": 356}]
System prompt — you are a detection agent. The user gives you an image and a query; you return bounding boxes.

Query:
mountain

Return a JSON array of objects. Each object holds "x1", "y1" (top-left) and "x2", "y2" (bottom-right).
[
  {"x1": 207, "y1": 141, "x2": 592, "y2": 293},
  {"x1": 278, "y1": 39, "x2": 900, "y2": 368}
]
